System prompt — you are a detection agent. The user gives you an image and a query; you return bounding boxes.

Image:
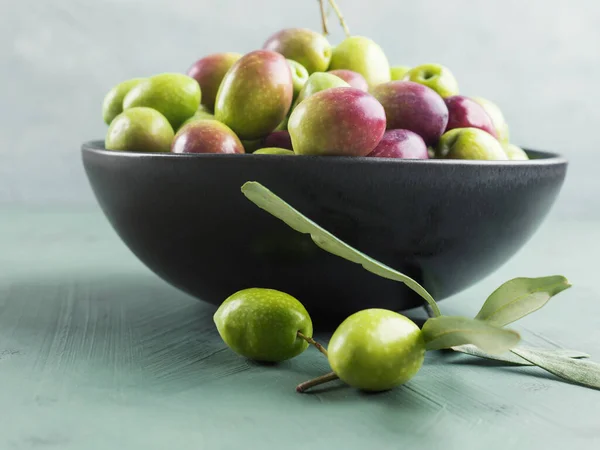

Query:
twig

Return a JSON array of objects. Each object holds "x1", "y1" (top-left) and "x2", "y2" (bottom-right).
[
  {"x1": 328, "y1": 0, "x2": 351, "y2": 37},
  {"x1": 297, "y1": 331, "x2": 328, "y2": 357},
  {"x1": 296, "y1": 372, "x2": 339, "y2": 393},
  {"x1": 318, "y1": 0, "x2": 329, "y2": 35}
]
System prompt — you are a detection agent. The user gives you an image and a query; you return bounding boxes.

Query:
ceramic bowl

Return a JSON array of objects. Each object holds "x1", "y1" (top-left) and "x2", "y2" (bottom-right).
[{"x1": 82, "y1": 141, "x2": 567, "y2": 323}]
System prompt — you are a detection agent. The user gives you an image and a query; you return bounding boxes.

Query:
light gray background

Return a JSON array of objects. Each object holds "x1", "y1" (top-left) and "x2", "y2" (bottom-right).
[{"x1": 2, "y1": 0, "x2": 598, "y2": 217}]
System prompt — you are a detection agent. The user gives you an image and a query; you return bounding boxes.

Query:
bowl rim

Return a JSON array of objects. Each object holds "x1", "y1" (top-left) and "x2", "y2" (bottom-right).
[{"x1": 81, "y1": 140, "x2": 568, "y2": 167}]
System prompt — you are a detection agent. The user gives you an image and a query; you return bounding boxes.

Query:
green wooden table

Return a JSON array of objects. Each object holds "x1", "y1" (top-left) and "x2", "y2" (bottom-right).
[{"x1": 1, "y1": 208, "x2": 599, "y2": 449}]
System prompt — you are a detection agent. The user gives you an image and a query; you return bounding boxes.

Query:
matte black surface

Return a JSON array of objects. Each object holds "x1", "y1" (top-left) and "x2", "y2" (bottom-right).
[{"x1": 82, "y1": 141, "x2": 567, "y2": 323}]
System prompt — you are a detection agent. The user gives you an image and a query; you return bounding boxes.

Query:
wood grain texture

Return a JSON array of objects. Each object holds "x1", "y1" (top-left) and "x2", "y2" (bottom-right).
[{"x1": 1, "y1": 209, "x2": 599, "y2": 449}]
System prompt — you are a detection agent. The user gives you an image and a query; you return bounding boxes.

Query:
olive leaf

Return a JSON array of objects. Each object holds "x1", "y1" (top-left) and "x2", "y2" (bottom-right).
[
  {"x1": 422, "y1": 316, "x2": 520, "y2": 354},
  {"x1": 475, "y1": 276, "x2": 571, "y2": 327},
  {"x1": 511, "y1": 347, "x2": 600, "y2": 390},
  {"x1": 452, "y1": 344, "x2": 590, "y2": 365},
  {"x1": 241, "y1": 181, "x2": 441, "y2": 316}
]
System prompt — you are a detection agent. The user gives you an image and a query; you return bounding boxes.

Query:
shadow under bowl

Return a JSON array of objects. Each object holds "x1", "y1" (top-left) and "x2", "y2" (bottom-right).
[{"x1": 82, "y1": 141, "x2": 567, "y2": 324}]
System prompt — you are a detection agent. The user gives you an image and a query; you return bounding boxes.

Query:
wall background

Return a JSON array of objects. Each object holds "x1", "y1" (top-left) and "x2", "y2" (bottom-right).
[{"x1": 2, "y1": 0, "x2": 598, "y2": 218}]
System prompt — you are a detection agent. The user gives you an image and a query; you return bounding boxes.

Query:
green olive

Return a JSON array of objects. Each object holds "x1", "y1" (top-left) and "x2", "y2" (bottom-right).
[
  {"x1": 102, "y1": 78, "x2": 145, "y2": 125},
  {"x1": 328, "y1": 309, "x2": 426, "y2": 391},
  {"x1": 214, "y1": 288, "x2": 313, "y2": 362},
  {"x1": 123, "y1": 73, "x2": 201, "y2": 130},
  {"x1": 503, "y1": 143, "x2": 529, "y2": 160},
  {"x1": 253, "y1": 147, "x2": 295, "y2": 155},
  {"x1": 105, "y1": 107, "x2": 173, "y2": 152}
]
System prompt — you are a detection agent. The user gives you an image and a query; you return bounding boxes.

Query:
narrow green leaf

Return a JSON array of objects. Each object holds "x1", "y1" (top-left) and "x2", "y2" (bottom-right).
[
  {"x1": 452, "y1": 344, "x2": 590, "y2": 365},
  {"x1": 475, "y1": 276, "x2": 571, "y2": 327},
  {"x1": 422, "y1": 316, "x2": 520, "y2": 354},
  {"x1": 511, "y1": 347, "x2": 600, "y2": 390},
  {"x1": 241, "y1": 181, "x2": 441, "y2": 316}
]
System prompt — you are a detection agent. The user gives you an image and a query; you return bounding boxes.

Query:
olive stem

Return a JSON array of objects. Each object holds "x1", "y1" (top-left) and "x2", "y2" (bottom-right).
[
  {"x1": 297, "y1": 331, "x2": 328, "y2": 357},
  {"x1": 318, "y1": 0, "x2": 329, "y2": 35},
  {"x1": 296, "y1": 371, "x2": 339, "y2": 393},
  {"x1": 327, "y1": 0, "x2": 351, "y2": 37}
]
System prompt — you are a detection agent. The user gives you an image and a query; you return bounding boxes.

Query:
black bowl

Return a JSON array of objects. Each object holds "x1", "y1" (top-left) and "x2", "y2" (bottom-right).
[{"x1": 82, "y1": 141, "x2": 567, "y2": 323}]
